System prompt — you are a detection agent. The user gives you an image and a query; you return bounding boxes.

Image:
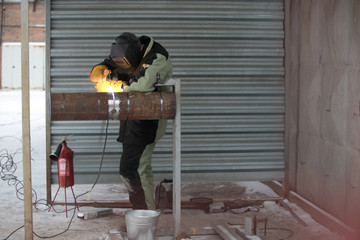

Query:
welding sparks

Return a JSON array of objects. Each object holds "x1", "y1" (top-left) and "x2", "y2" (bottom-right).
[
  {"x1": 107, "y1": 86, "x2": 114, "y2": 92},
  {"x1": 89, "y1": 66, "x2": 124, "y2": 92},
  {"x1": 94, "y1": 79, "x2": 124, "y2": 92}
]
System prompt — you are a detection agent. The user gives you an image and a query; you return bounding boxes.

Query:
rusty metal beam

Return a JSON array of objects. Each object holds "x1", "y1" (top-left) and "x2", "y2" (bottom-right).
[{"x1": 51, "y1": 92, "x2": 176, "y2": 121}]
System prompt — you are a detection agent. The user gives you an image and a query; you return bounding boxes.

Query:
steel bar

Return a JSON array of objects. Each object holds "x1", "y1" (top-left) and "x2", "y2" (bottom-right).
[
  {"x1": 171, "y1": 79, "x2": 182, "y2": 239},
  {"x1": 50, "y1": 92, "x2": 176, "y2": 121},
  {"x1": 283, "y1": 0, "x2": 291, "y2": 200}
]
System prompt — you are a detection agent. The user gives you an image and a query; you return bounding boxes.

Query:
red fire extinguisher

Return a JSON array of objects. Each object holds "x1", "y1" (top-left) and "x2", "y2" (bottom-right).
[
  {"x1": 48, "y1": 140, "x2": 79, "y2": 217},
  {"x1": 57, "y1": 141, "x2": 74, "y2": 187}
]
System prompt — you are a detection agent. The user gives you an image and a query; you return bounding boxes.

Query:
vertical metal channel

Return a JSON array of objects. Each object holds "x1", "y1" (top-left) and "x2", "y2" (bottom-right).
[{"x1": 48, "y1": 0, "x2": 285, "y2": 184}]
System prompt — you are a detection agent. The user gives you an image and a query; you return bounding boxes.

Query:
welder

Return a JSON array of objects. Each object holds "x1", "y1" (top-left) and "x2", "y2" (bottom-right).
[{"x1": 90, "y1": 32, "x2": 172, "y2": 209}]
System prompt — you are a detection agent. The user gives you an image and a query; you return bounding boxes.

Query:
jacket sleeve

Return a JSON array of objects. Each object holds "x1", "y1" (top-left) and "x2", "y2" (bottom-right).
[
  {"x1": 93, "y1": 58, "x2": 131, "y2": 82},
  {"x1": 123, "y1": 54, "x2": 172, "y2": 92},
  {"x1": 95, "y1": 58, "x2": 114, "y2": 71}
]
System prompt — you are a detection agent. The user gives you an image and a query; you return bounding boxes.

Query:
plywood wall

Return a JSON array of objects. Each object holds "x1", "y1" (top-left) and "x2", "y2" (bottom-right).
[{"x1": 286, "y1": 0, "x2": 360, "y2": 233}]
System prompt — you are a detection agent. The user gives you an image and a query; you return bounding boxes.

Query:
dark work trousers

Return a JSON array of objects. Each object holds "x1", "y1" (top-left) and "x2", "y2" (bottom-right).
[{"x1": 120, "y1": 143, "x2": 147, "y2": 209}]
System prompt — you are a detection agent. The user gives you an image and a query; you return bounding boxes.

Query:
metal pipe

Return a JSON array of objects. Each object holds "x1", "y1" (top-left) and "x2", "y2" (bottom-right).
[{"x1": 50, "y1": 92, "x2": 176, "y2": 121}]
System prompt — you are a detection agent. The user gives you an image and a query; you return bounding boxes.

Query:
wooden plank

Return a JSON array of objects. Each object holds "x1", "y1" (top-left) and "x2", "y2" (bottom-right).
[
  {"x1": 278, "y1": 200, "x2": 307, "y2": 226},
  {"x1": 213, "y1": 221, "x2": 250, "y2": 240},
  {"x1": 264, "y1": 181, "x2": 358, "y2": 239},
  {"x1": 288, "y1": 191, "x2": 358, "y2": 239},
  {"x1": 21, "y1": 0, "x2": 33, "y2": 239},
  {"x1": 45, "y1": 0, "x2": 52, "y2": 205}
]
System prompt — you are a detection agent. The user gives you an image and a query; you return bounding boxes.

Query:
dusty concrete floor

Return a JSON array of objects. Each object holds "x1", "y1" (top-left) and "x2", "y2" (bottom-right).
[
  {"x1": 0, "y1": 181, "x2": 347, "y2": 240},
  {"x1": 0, "y1": 91, "x2": 351, "y2": 239}
]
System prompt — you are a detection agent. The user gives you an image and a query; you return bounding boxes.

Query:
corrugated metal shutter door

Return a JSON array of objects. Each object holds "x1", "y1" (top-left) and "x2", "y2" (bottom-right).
[{"x1": 48, "y1": 0, "x2": 284, "y2": 183}]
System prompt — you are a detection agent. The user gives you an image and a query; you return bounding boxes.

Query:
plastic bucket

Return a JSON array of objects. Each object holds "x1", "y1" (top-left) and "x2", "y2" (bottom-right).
[{"x1": 125, "y1": 210, "x2": 160, "y2": 240}]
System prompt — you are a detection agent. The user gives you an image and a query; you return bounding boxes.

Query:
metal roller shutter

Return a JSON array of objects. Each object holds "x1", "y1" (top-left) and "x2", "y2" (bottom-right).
[{"x1": 47, "y1": 0, "x2": 285, "y2": 184}]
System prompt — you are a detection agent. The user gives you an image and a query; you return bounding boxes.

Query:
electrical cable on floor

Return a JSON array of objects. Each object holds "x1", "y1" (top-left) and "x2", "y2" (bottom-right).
[
  {"x1": 34, "y1": 118, "x2": 110, "y2": 239},
  {"x1": 225, "y1": 198, "x2": 265, "y2": 214},
  {"x1": 33, "y1": 205, "x2": 78, "y2": 239},
  {"x1": 0, "y1": 137, "x2": 38, "y2": 203},
  {"x1": 226, "y1": 221, "x2": 294, "y2": 240},
  {"x1": 225, "y1": 200, "x2": 294, "y2": 240},
  {"x1": 2, "y1": 225, "x2": 24, "y2": 240},
  {"x1": 2, "y1": 118, "x2": 110, "y2": 239},
  {"x1": 259, "y1": 227, "x2": 294, "y2": 240},
  {"x1": 1, "y1": 120, "x2": 297, "y2": 240}
]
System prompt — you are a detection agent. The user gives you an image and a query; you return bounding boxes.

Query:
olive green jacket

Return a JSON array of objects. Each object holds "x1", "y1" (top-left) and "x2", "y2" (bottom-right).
[
  {"x1": 124, "y1": 35, "x2": 172, "y2": 93},
  {"x1": 119, "y1": 35, "x2": 172, "y2": 145}
]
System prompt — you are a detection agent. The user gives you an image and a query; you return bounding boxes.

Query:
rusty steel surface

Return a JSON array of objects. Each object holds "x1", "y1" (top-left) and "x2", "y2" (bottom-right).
[{"x1": 50, "y1": 92, "x2": 176, "y2": 121}]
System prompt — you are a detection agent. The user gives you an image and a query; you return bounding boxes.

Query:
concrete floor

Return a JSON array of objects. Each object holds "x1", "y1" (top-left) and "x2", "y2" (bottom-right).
[{"x1": 0, "y1": 181, "x2": 346, "y2": 240}]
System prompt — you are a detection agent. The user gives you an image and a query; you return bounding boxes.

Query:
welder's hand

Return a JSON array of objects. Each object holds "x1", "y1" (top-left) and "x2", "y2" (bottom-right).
[
  {"x1": 122, "y1": 82, "x2": 130, "y2": 92},
  {"x1": 90, "y1": 65, "x2": 111, "y2": 83}
]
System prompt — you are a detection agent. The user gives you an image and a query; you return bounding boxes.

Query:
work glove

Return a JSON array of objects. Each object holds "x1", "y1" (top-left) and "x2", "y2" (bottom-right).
[{"x1": 90, "y1": 65, "x2": 111, "y2": 83}]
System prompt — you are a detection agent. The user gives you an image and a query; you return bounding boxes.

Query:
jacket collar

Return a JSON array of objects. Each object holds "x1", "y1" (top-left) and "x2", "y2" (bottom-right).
[{"x1": 139, "y1": 35, "x2": 154, "y2": 58}]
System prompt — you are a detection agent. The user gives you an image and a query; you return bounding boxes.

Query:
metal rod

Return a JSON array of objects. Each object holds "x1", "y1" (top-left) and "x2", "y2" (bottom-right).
[
  {"x1": 283, "y1": 0, "x2": 291, "y2": 200},
  {"x1": 172, "y1": 79, "x2": 181, "y2": 238}
]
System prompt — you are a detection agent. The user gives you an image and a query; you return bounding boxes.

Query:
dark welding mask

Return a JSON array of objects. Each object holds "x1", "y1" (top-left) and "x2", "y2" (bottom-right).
[{"x1": 110, "y1": 32, "x2": 142, "y2": 74}]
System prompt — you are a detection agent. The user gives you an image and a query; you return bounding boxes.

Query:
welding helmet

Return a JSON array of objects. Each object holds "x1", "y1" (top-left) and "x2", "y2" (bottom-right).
[{"x1": 110, "y1": 32, "x2": 142, "y2": 74}]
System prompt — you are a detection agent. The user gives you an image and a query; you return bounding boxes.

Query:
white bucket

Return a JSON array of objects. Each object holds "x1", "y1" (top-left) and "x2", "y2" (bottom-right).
[{"x1": 125, "y1": 210, "x2": 160, "y2": 240}]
